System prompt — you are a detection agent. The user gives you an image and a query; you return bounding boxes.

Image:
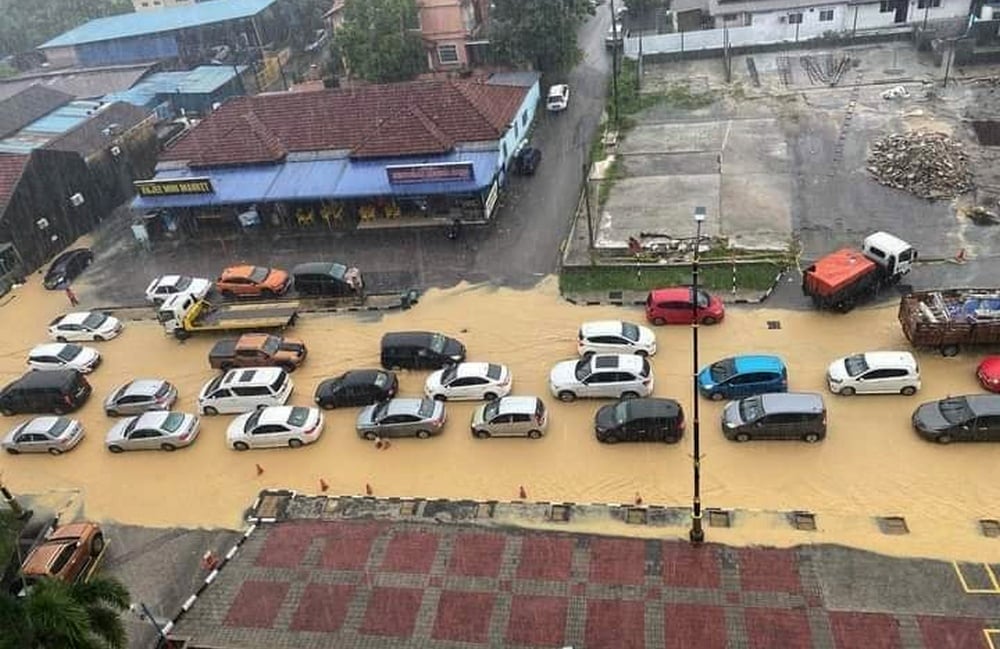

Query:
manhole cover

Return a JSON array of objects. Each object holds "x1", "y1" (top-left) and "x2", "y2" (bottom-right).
[
  {"x1": 707, "y1": 509, "x2": 731, "y2": 528},
  {"x1": 980, "y1": 519, "x2": 1000, "y2": 538},
  {"x1": 792, "y1": 511, "x2": 817, "y2": 531},
  {"x1": 767, "y1": 320, "x2": 781, "y2": 330},
  {"x1": 625, "y1": 508, "x2": 648, "y2": 525},
  {"x1": 253, "y1": 491, "x2": 291, "y2": 520},
  {"x1": 877, "y1": 516, "x2": 909, "y2": 535},
  {"x1": 549, "y1": 504, "x2": 571, "y2": 522}
]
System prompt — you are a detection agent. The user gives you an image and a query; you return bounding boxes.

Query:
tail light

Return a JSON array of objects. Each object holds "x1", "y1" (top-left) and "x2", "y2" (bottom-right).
[
  {"x1": 64, "y1": 395, "x2": 73, "y2": 406},
  {"x1": 678, "y1": 419, "x2": 686, "y2": 432},
  {"x1": 535, "y1": 414, "x2": 544, "y2": 425},
  {"x1": 178, "y1": 432, "x2": 190, "y2": 441},
  {"x1": 642, "y1": 377, "x2": 652, "y2": 385}
]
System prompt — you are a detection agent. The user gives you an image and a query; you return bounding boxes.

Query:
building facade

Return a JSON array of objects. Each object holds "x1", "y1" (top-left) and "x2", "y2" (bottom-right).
[{"x1": 134, "y1": 0, "x2": 194, "y2": 12}]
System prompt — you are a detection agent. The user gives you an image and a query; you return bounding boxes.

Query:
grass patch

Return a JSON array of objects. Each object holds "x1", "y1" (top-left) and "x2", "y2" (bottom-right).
[{"x1": 560, "y1": 262, "x2": 784, "y2": 293}]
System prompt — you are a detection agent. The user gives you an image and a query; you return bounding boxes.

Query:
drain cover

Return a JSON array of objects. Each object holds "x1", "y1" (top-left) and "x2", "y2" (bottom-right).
[
  {"x1": 625, "y1": 508, "x2": 648, "y2": 525},
  {"x1": 980, "y1": 519, "x2": 1000, "y2": 538},
  {"x1": 792, "y1": 511, "x2": 817, "y2": 531},
  {"x1": 767, "y1": 320, "x2": 781, "y2": 330},
  {"x1": 549, "y1": 504, "x2": 571, "y2": 522},
  {"x1": 877, "y1": 516, "x2": 909, "y2": 535},
  {"x1": 707, "y1": 509, "x2": 731, "y2": 528}
]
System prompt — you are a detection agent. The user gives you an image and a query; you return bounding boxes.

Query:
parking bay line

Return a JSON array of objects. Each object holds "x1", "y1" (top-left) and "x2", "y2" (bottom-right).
[{"x1": 952, "y1": 561, "x2": 1000, "y2": 594}]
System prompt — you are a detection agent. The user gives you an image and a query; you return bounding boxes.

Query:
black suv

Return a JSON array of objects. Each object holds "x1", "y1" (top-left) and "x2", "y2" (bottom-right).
[
  {"x1": 314, "y1": 370, "x2": 398, "y2": 409},
  {"x1": 594, "y1": 398, "x2": 685, "y2": 443},
  {"x1": 0, "y1": 370, "x2": 92, "y2": 416},
  {"x1": 380, "y1": 332, "x2": 465, "y2": 370}
]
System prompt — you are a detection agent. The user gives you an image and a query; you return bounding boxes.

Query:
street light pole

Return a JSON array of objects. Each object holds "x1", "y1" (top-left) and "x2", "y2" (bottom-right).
[{"x1": 689, "y1": 206, "x2": 706, "y2": 545}]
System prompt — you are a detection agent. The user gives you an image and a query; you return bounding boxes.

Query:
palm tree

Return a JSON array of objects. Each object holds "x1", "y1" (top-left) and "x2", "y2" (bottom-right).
[{"x1": 0, "y1": 575, "x2": 130, "y2": 649}]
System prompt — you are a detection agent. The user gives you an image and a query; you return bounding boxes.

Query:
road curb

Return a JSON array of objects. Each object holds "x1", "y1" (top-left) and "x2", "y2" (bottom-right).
[{"x1": 562, "y1": 269, "x2": 785, "y2": 307}]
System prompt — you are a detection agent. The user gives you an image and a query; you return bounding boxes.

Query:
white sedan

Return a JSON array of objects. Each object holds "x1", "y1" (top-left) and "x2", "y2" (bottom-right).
[
  {"x1": 227, "y1": 406, "x2": 324, "y2": 450},
  {"x1": 27, "y1": 343, "x2": 101, "y2": 373},
  {"x1": 48, "y1": 312, "x2": 123, "y2": 342},
  {"x1": 425, "y1": 362, "x2": 512, "y2": 401},
  {"x1": 3, "y1": 417, "x2": 84, "y2": 455},
  {"x1": 546, "y1": 84, "x2": 570, "y2": 111},
  {"x1": 578, "y1": 320, "x2": 657, "y2": 357},
  {"x1": 105, "y1": 411, "x2": 200, "y2": 453},
  {"x1": 145, "y1": 275, "x2": 213, "y2": 304}
]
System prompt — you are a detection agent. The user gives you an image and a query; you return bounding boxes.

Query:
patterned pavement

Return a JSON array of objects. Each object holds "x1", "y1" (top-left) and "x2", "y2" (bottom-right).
[{"x1": 170, "y1": 518, "x2": 1000, "y2": 648}]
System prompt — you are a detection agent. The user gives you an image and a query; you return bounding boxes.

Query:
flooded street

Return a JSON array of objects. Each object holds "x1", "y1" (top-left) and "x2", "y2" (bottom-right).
[{"x1": 0, "y1": 274, "x2": 995, "y2": 560}]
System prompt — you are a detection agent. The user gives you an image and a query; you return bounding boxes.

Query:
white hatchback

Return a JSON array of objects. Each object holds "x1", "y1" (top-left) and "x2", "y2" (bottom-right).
[
  {"x1": 227, "y1": 406, "x2": 324, "y2": 450},
  {"x1": 546, "y1": 84, "x2": 570, "y2": 111},
  {"x1": 145, "y1": 275, "x2": 213, "y2": 304},
  {"x1": 827, "y1": 351, "x2": 921, "y2": 396},
  {"x1": 48, "y1": 312, "x2": 123, "y2": 342},
  {"x1": 27, "y1": 343, "x2": 101, "y2": 373},
  {"x1": 578, "y1": 320, "x2": 657, "y2": 357},
  {"x1": 425, "y1": 362, "x2": 512, "y2": 401}
]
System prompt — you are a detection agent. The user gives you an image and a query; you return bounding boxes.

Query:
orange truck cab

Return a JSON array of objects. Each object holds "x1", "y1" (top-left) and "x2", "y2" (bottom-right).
[{"x1": 802, "y1": 232, "x2": 915, "y2": 312}]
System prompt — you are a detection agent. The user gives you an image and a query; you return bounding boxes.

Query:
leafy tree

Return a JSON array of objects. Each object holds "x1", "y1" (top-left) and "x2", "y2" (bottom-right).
[
  {"x1": 488, "y1": 0, "x2": 594, "y2": 74},
  {"x1": 0, "y1": 0, "x2": 133, "y2": 58},
  {"x1": 334, "y1": 0, "x2": 427, "y2": 83},
  {"x1": 0, "y1": 576, "x2": 130, "y2": 649}
]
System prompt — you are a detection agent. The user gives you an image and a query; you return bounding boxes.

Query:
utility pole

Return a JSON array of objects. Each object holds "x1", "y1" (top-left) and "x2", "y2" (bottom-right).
[
  {"x1": 609, "y1": 0, "x2": 621, "y2": 129},
  {"x1": 0, "y1": 479, "x2": 30, "y2": 520},
  {"x1": 689, "y1": 206, "x2": 707, "y2": 545},
  {"x1": 582, "y1": 164, "x2": 595, "y2": 251}
]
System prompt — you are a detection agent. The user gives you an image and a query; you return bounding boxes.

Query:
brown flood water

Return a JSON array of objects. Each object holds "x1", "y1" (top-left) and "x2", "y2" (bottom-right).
[{"x1": 0, "y1": 274, "x2": 995, "y2": 561}]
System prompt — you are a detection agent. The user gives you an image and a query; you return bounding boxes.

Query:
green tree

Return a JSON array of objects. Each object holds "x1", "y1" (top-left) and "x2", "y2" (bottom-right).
[
  {"x1": 0, "y1": 0, "x2": 133, "y2": 58},
  {"x1": 488, "y1": 0, "x2": 594, "y2": 75},
  {"x1": 334, "y1": 0, "x2": 426, "y2": 83},
  {"x1": 0, "y1": 576, "x2": 130, "y2": 649}
]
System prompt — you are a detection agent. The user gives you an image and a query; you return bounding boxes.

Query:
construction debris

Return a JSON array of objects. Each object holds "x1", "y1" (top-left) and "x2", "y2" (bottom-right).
[
  {"x1": 866, "y1": 131, "x2": 974, "y2": 199},
  {"x1": 881, "y1": 85, "x2": 910, "y2": 100},
  {"x1": 799, "y1": 54, "x2": 852, "y2": 86}
]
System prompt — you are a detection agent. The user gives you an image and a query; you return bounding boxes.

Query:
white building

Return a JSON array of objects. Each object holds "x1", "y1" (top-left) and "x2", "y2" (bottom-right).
[{"x1": 133, "y1": 0, "x2": 193, "y2": 12}]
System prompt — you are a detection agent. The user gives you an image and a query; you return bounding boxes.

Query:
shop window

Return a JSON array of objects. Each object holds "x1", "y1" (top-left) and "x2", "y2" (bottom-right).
[
  {"x1": 0, "y1": 244, "x2": 18, "y2": 275},
  {"x1": 521, "y1": 111, "x2": 528, "y2": 127},
  {"x1": 787, "y1": 12, "x2": 803, "y2": 23},
  {"x1": 819, "y1": 9, "x2": 834, "y2": 20},
  {"x1": 437, "y1": 45, "x2": 459, "y2": 65},
  {"x1": 502, "y1": 141, "x2": 508, "y2": 159},
  {"x1": 879, "y1": 1, "x2": 892, "y2": 12},
  {"x1": 917, "y1": 0, "x2": 940, "y2": 7}
]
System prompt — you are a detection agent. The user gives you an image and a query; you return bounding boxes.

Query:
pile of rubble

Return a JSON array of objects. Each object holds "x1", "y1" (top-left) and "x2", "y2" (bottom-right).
[{"x1": 866, "y1": 131, "x2": 974, "y2": 199}]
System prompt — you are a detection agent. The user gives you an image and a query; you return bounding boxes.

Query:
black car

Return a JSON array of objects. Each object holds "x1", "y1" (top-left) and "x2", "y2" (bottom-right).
[
  {"x1": 292, "y1": 262, "x2": 363, "y2": 297},
  {"x1": 912, "y1": 394, "x2": 1000, "y2": 444},
  {"x1": 594, "y1": 397, "x2": 685, "y2": 443},
  {"x1": 43, "y1": 248, "x2": 93, "y2": 290},
  {"x1": 380, "y1": 331, "x2": 466, "y2": 370},
  {"x1": 314, "y1": 370, "x2": 398, "y2": 409},
  {"x1": 0, "y1": 370, "x2": 92, "y2": 416},
  {"x1": 513, "y1": 147, "x2": 541, "y2": 176}
]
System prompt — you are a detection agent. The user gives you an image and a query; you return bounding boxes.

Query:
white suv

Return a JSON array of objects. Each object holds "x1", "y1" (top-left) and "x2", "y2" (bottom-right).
[
  {"x1": 549, "y1": 354, "x2": 653, "y2": 402},
  {"x1": 198, "y1": 367, "x2": 293, "y2": 415},
  {"x1": 827, "y1": 351, "x2": 920, "y2": 396},
  {"x1": 546, "y1": 84, "x2": 569, "y2": 111},
  {"x1": 578, "y1": 320, "x2": 657, "y2": 357}
]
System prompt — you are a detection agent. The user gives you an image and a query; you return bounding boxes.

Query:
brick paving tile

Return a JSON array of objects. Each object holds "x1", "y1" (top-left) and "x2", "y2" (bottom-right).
[
  {"x1": 431, "y1": 590, "x2": 495, "y2": 643},
  {"x1": 664, "y1": 603, "x2": 728, "y2": 649},
  {"x1": 318, "y1": 520, "x2": 387, "y2": 571},
  {"x1": 506, "y1": 595, "x2": 569, "y2": 647},
  {"x1": 255, "y1": 521, "x2": 327, "y2": 568},
  {"x1": 447, "y1": 533, "x2": 506, "y2": 578},
  {"x1": 584, "y1": 598, "x2": 646, "y2": 649},
  {"x1": 359, "y1": 586, "x2": 424, "y2": 638},
  {"x1": 662, "y1": 542, "x2": 722, "y2": 589},
  {"x1": 745, "y1": 608, "x2": 813, "y2": 649},
  {"x1": 379, "y1": 530, "x2": 439, "y2": 574},
  {"x1": 288, "y1": 583, "x2": 356, "y2": 633},
  {"x1": 516, "y1": 535, "x2": 574, "y2": 581},
  {"x1": 916, "y1": 615, "x2": 987, "y2": 649},
  {"x1": 589, "y1": 537, "x2": 647, "y2": 586},
  {"x1": 223, "y1": 580, "x2": 290, "y2": 628},
  {"x1": 738, "y1": 547, "x2": 803, "y2": 593},
  {"x1": 828, "y1": 611, "x2": 903, "y2": 649}
]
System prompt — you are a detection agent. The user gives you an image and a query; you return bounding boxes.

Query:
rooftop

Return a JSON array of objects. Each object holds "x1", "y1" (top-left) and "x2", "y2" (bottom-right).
[
  {"x1": 0, "y1": 154, "x2": 31, "y2": 210},
  {"x1": 0, "y1": 86, "x2": 74, "y2": 140},
  {"x1": 0, "y1": 100, "x2": 147, "y2": 155},
  {"x1": 0, "y1": 64, "x2": 156, "y2": 102},
  {"x1": 103, "y1": 65, "x2": 246, "y2": 107}
]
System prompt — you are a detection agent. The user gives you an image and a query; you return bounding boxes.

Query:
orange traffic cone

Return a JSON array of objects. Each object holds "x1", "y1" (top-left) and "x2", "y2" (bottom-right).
[
  {"x1": 519, "y1": 485, "x2": 527, "y2": 500},
  {"x1": 255, "y1": 463, "x2": 264, "y2": 476},
  {"x1": 319, "y1": 478, "x2": 329, "y2": 492},
  {"x1": 634, "y1": 492, "x2": 643, "y2": 506},
  {"x1": 365, "y1": 483, "x2": 373, "y2": 496}
]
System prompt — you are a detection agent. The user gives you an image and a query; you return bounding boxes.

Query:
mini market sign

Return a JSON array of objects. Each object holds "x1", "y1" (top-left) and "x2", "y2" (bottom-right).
[{"x1": 134, "y1": 177, "x2": 215, "y2": 197}]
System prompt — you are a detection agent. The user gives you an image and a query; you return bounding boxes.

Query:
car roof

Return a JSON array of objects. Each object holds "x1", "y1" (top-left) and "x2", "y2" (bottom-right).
[
  {"x1": 121, "y1": 379, "x2": 167, "y2": 397},
  {"x1": 648, "y1": 286, "x2": 692, "y2": 300},
  {"x1": 548, "y1": 84, "x2": 568, "y2": 96},
  {"x1": 966, "y1": 394, "x2": 1000, "y2": 416},
  {"x1": 495, "y1": 396, "x2": 541, "y2": 414},
  {"x1": 222, "y1": 367, "x2": 284, "y2": 385},
  {"x1": 220, "y1": 265, "x2": 260, "y2": 279},
  {"x1": 864, "y1": 231, "x2": 911, "y2": 255},
  {"x1": 759, "y1": 392, "x2": 825, "y2": 413},
  {"x1": 861, "y1": 351, "x2": 917, "y2": 369},
  {"x1": 30, "y1": 343, "x2": 74, "y2": 356},
  {"x1": 580, "y1": 320, "x2": 627, "y2": 336},
  {"x1": 155, "y1": 274, "x2": 184, "y2": 286},
  {"x1": 625, "y1": 397, "x2": 681, "y2": 419},
  {"x1": 254, "y1": 406, "x2": 298, "y2": 425},
  {"x1": 382, "y1": 331, "x2": 438, "y2": 345},
  {"x1": 732, "y1": 355, "x2": 785, "y2": 372},
  {"x1": 383, "y1": 398, "x2": 427, "y2": 416},
  {"x1": 51, "y1": 248, "x2": 88, "y2": 264},
  {"x1": 451, "y1": 362, "x2": 493, "y2": 378},
  {"x1": 341, "y1": 370, "x2": 384, "y2": 384},
  {"x1": 590, "y1": 354, "x2": 643, "y2": 371},
  {"x1": 57, "y1": 311, "x2": 95, "y2": 325},
  {"x1": 6, "y1": 369, "x2": 80, "y2": 390},
  {"x1": 133, "y1": 411, "x2": 172, "y2": 427},
  {"x1": 292, "y1": 262, "x2": 347, "y2": 278},
  {"x1": 20, "y1": 417, "x2": 68, "y2": 434}
]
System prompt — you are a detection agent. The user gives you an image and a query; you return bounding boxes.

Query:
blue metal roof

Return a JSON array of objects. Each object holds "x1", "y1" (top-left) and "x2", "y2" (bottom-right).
[
  {"x1": 41, "y1": 0, "x2": 277, "y2": 48},
  {"x1": 104, "y1": 66, "x2": 245, "y2": 107},
  {"x1": 0, "y1": 100, "x2": 105, "y2": 153}
]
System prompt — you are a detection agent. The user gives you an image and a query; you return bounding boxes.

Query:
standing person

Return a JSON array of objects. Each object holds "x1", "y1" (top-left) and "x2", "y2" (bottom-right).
[{"x1": 64, "y1": 286, "x2": 79, "y2": 307}]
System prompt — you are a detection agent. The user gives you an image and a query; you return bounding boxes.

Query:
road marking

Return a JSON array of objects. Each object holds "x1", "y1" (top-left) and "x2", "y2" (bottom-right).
[
  {"x1": 983, "y1": 629, "x2": 1000, "y2": 649},
  {"x1": 952, "y1": 561, "x2": 1000, "y2": 594}
]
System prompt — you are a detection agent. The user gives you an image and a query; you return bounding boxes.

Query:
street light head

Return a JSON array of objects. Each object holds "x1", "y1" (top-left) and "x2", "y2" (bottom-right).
[{"x1": 693, "y1": 206, "x2": 706, "y2": 223}]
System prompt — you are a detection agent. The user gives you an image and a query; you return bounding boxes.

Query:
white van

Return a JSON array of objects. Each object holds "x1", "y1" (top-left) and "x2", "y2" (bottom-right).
[
  {"x1": 827, "y1": 351, "x2": 921, "y2": 396},
  {"x1": 198, "y1": 367, "x2": 293, "y2": 415}
]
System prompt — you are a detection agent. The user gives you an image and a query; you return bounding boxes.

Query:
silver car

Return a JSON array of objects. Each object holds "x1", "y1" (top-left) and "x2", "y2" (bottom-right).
[
  {"x1": 105, "y1": 412, "x2": 200, "y2": 453},
  {"x1": 104, "y1": 379, "x2": 178, "y2": 416},
  {"x1": 471, "y1": 396, "x2": 548, "y2": 439},
  {"x1": 357, "y1": 398, "x2": 446, "y2": 440},
  {"x1": 3, "y1": 417, "x2": 84, "y2": 455}
]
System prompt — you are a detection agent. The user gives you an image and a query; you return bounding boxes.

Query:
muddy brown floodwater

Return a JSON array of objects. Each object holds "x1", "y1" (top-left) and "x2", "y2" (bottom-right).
[{"x1": 0, "y1": 274, "x2": 996, "y2": 561}]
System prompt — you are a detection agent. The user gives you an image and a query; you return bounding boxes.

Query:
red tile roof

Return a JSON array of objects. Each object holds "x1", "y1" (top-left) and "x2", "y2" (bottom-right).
[
  {"x1": 0, "y1": 154, "x2": 30, "y2": 211},
  {"x1": 163, "y1": 79, "x2": 529, "y2": 167}
]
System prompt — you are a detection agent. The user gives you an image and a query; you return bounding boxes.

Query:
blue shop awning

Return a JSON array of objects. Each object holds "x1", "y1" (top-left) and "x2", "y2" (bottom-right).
[
  {"x1": 265, "y1": 158, "x2": 349, "y2": 201},
  {"x1": 336, "y1": 150, "x2": 499, "y2": 198},
  {"x1": 131, "y1": 165, "x2": 283, "y2": 210}
]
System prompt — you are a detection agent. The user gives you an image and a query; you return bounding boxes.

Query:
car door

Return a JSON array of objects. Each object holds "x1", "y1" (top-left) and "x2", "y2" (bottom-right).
[
  {"x1": 251, "y1": 424, "x2": 287, "y2": 448},
  {"x1": 381, "y1": 414, "x2": 410, "y2": 438},
  {"x1": 453, "y1": 376, "x2": 486, "y2": 399},
  {"x1": 117, "y1": 394, "x2": 149, "y2": 415},
  {"x1": 974, "y1": 415, "x2": 1000, "y2": 441},
  {"x1": 625, "y1": 415, "x2": 649, "y2": 441},
  {"x1": 488, "y1": 413, "x2": 515, "y2": 436},
  {"x1": 742, "y1": 372, "x2": 774, "y2": 397},
  {"x1": 509, "y1": 412, "x2": 533, "y2": 437},
  {"x1": 16, "y1": 432, "x2": 44, "y2": 453},
  {"x1": 128, "y1": 427, "x2": 161, "y2": 451},
  {"x1": 581, "y1": 370, "x2": 612, "y2": 397}
]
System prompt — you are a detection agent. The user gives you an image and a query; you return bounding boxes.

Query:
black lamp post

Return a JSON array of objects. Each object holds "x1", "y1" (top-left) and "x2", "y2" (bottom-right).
[{"x1": 689, "y1": 206, "x2": 706, "y2": 545}]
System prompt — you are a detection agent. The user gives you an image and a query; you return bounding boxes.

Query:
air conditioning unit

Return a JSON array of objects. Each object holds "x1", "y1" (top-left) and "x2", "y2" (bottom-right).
[
  {"x1": 69, "y1": 193, "x2": 85, "y2": 207},
  {"x1": 110, "y1": 145, "x2": 122, "y2": 157},
  {"x1": 779, "y1": 15, "x2": 787, "y2": 22}
]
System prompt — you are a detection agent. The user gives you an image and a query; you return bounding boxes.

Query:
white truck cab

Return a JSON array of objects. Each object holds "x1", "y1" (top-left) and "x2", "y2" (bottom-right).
[
  {"x1": 862, "y1": 232, "x2": 916, "y2": 278},
  {"x1": 157, "y1": 293, "x2": 198, "y2": 335}
]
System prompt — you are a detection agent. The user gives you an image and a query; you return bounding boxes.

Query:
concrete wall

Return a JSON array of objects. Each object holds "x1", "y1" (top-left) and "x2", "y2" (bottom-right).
[
  {"x1": 419, "y1": 0, "x2": 480, "y2": 69},
  {"x1": 76, "y1": 35, "x2": 180, "y2": 67},
  {"x1": 496, "y1": 79, "x2": 540, "y2": 180}
]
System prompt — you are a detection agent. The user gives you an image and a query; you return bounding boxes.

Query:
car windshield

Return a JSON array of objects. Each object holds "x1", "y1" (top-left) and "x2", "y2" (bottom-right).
[
  {"x1": 694, "y1": 289, "x2": 711, "y2": 308},
  {"x1": 56, "y1": 344, "x2": 82, "y2": 362},
  {"x1": 574, "y1": 359, "x2": 592, "y2": 381},
  {"x1": 843, "y1": 355, "x2": 869, "y2": 377},
  {"x1": 417, "y1": 399, "x2": 434, "y2": 418},
  {"x1": 161, "y1": 413, "x2": 186, "y2": 433},
  {"x1": 204, "y1": 375, "x2": 222, "y2": 395},
  {"x1": 82, "y1": 313, "x2": 107, "y2": 329},
  {"x1": 938, "y1": 397, "x2": 973, "y2": 425},
  {"x1": 154, "y1": 382, "x2": 172, "y2": 399},
  {"x1": 261, "y1": 336, "x2": 281, "y2": 356},
  {"x1": 329, "y1": 263, "x2": 347, "y2": 279},
  {"x1": 243, "y1": 410, "x2": 263, "y2": 433},
  {"x1": 709, "y1": 359, "x2": 736, "y2": 382},
  {"x1": 612, "y1": 401, "x2": 630, "y2": 424},
  {"x1": 249, "y1": 267, "x2": 270, "y2": 283},
  {"x1": 173, "y1": 276, "x2": 192, "y2": 291},
  {"x1": 486, "y1": 364, "x2": 502, "y2": 380},
  {"x1": 482, "y1": 400, "x2": 500, "y2": 420},
  {"x1": 372, "y1": 401, "x2": 390, "y2": 420},
  {"x1": 429, "y1": 333, "x2": 447, "y2": 354},
  {"x1": 440, "y1": 365, "x2": 458, "y2": 384},
  {"x1": 47, "y1": 418, "x2": 71, "y2": 437},
  {"x1": 373, "y1": 372, "x2": 388, "y2": 388},
  {"x1": 621, "y1": 322, "x2": 640, "y2": 342},
  {"x1": 738, "y1": 397, "x2": 763, "y2": 422},
  {"x1": 287, "y1": 407, "x2": 310, "y2": 427}
]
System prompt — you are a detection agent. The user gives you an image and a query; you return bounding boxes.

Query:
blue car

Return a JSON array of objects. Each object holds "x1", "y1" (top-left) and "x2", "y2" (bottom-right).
[{"x1": 698, "y1": 355, "x2": 788, "y2": 401}]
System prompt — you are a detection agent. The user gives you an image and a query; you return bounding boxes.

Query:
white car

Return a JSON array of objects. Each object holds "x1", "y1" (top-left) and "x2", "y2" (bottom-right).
[
  {"x1": 827, "y1": 351, "x2": 921, "y2": 396},
  {"x1": 578, "y1": 320, "x2": 657, "y2": 357},
  {"x1": 145, "y1": 275, "x2": 212, "y2": 304},
  {"x1": 425, "y1": 362, "x2": 512, "y2": 401},
  {"x1": 105, "y1": 411, "x2": 200, "y2": 453},
  {"x1": 226, "y1": 406, "x2": 324, "y2": 450},
  {"x1": 546, "y1": 84, "x2": 570, "y2": 111},
  {"x1": 48, "y1": 312, "x2": 123, "y2": 342},
  {"x1": 549, "y1": 354, "x2": 654, "y2": 402},
  {"x1": 3, "y1": 417, "x2": 84, "y2": 455},
  {"x1": 27, "y1": 343, "x2": 101, "y2": 373}
]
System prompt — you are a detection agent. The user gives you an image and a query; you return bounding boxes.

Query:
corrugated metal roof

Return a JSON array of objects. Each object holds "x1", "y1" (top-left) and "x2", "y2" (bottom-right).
[
  {"x1": 0, "y1": 154, "x2": 31, "y2": 210},
  {"x1": 0, "y1": 100, "x2": 111, "y2": 153},
  {"x1": 104, "y1": 66, "x2": 245, "y2": 107},
  {"x1": 0, "y1": 64, "x2": 155, "y2": 102},
  {"x1": 487, "y1": 72, "x2": 542, "y2": 88},
  {"x1": 40, "y1": 0, "x2": 277, "y2": 48},
  {"x1": 0, "y1": 86, "x2": 74, "y2": 139}
]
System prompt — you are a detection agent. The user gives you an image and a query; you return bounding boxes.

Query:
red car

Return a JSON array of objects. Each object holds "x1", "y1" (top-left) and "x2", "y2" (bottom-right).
[
  {"x1": 645, "y1": 287, "x2": 725, "y2": 326},
  {"x1": 978, "y1": 356, "x2": 1000, "y2": 393}
]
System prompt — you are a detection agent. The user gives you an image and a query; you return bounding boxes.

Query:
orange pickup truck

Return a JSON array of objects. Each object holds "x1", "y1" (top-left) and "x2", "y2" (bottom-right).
[
  {"x1": 20, "y1": 521, "x2": 105, "y2": 587},
  {"x1": 208, "y1": 333, "x2": 307, "y2": 372}
]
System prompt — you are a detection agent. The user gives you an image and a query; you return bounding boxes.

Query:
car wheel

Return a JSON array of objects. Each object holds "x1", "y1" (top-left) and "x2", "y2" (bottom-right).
[
  {"x1": 415, "y1": 430, "x2": 431, "y2": 439},
  {"x1": 1, "y1": 408, "x2": 15, "y2": 416},
  {"x1": 363, "y1": 431, "x2": 378, "y2": 441},
  {"x1": 621, "y1": 391, "x2": 639, "y2": 400},
  {"x1": 474, "y1": 430, "x2": 491, "y2": 439},
  {"x1": 108, "y1": 445, "x2": 124, "y2": 453},
  {"x1": 233, "y1": 441, "x2": 250, "y2": 451},
  {"x1": 319, "y1": 401, "x2": 335, "y2": 410},
  {"x1": 52, "y1": 406, "x2": 66, "y2": 416},
  {"x1": 433, "y1": 394, "x2": 447, "y2": 401},
  {"x1": 803, "y1": 433, "x2": 820, "y2": 443},
  {"x1": 47, "y1": 447, "x2": 63, "y2": 456},
  {"x1": 735, "y1": 433, "x2": 751, "y2": 442},
  {"x1": 636, "y1": 350, "x2": 649, "y2": 358},
  {"x1": 93, "y1": 335, "x2": 105, "y2": 342},
  {"x1": 483, "y1": 392, "x2": 498, "y2": 401},
  {"x1": 900, "y1": 386, "x2": 917, "y2": 396},
  {"x1": 936, "y1": 434, "x2": 952, "y2": 444},
  {"x1": 261, "y1": 289, "x2": 276, "y2": 298},
  {"x1": 220, "y1": 363, "x2": 233, "y2": 372},
  {"x1": 558, "y1": 391, "x2": 576, "y2": 402},
  {"x1": 527, "y1": 429, "x2": 543, "y2": 440},
  {"x1": 839, "y1": 387, "x2": 856, "y2": 396},
  {"x1": 288, "y1": 439, "x2": 303, "y2": 448},
  {"x1": 90, "y1": 534, "x2": 104, "y2": 556},
  {"x1": 652, "y1": 317, "x2": 666, "y2": 326},
  {"x1": 941, "y1": 344, "x2": 960, "y2": 357},
  {"x1": 709, "y1": 392, "x2": 725, "y2": 401},
  {"x1": 203, "y1": 406, "x2": 218, "y2": 416},
  {"x1": 601, "y1": 434, "x2": 619, "y2": 444},
  {"x1": 220, "y1": 290, "x2": 234, "y2": 299},
  {"x1": 701, "y1": 316, "x2": 717, "y2": 325},
  {"x1": 105, "y1": 409, "x2": 118, "y2": 417},
  {"x1": 160, "y1": 443, "x2": 176, "y2": 452},
  {"x1": 56, "y1": 336, "x2": 68, "y2": 343}
]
